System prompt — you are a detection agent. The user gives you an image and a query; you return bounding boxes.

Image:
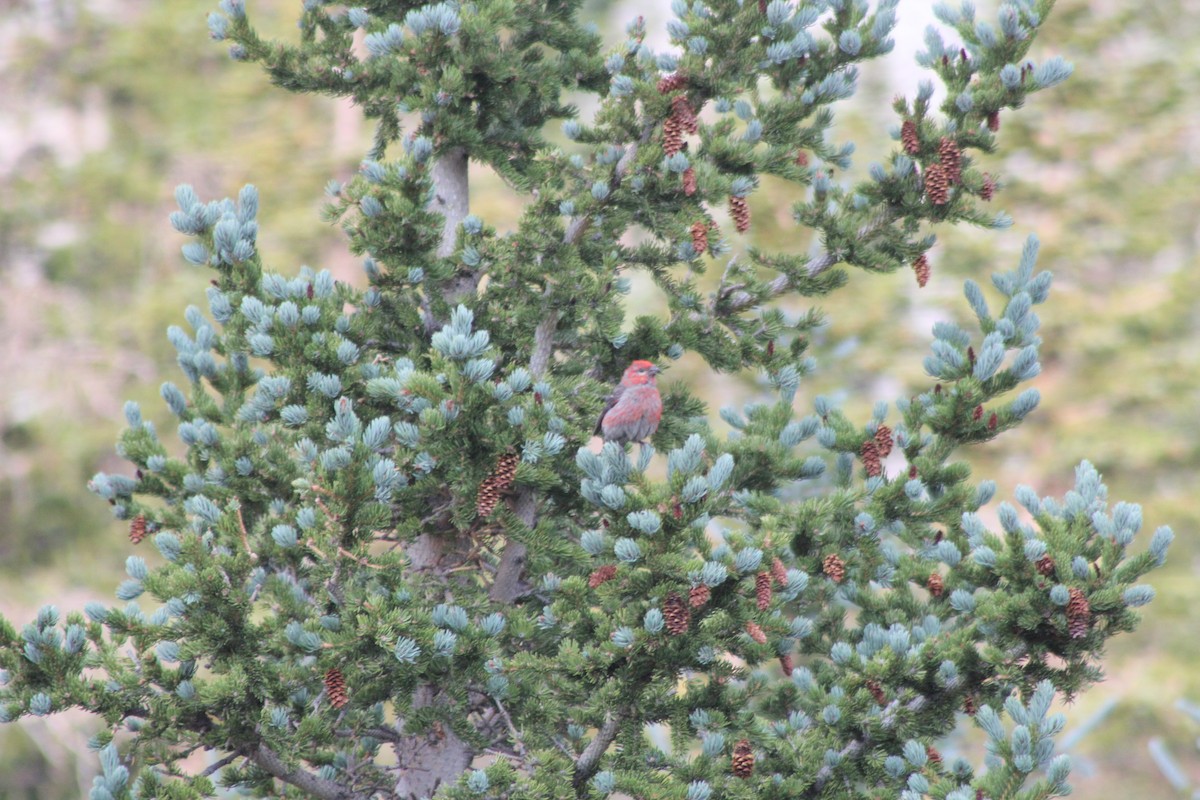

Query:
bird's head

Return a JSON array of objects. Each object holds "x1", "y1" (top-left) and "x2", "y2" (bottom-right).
[{"x1": 622, "y1": 360, "x2": 661, "y2": 385}]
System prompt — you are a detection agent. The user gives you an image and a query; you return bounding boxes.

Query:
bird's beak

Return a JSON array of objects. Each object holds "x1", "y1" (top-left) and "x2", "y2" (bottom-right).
[{"x1": 649, "y1": 365, "x2": 662, "y2": 375}]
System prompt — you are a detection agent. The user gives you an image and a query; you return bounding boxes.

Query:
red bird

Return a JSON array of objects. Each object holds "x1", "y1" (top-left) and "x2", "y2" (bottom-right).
[{"x1": 596, "y1": 360, "x2": 663, "y2": 445}]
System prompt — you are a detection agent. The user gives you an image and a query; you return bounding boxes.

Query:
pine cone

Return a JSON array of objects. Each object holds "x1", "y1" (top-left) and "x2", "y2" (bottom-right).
[
  {"x1": 794, "y1": 150, "x2": 809, "y2": 166},
  {"x1": 1067, "y1": 587, "x2": 1091, "y2": 639},
  {"x1": 729, "y1": 195, "x2": 751, "y2": 233},
  {"x1": 913, "y1": 254, "x2": 931, "y2": 288},
  {"x1": 963, "y1": 695, "x2": 977, "y2": 716},
  {"x1": 980, "y1": 173, "x2": 996, "y2": 201},
  {"x1": 689, "y1": 583, "x2": 711, "y2": 608},
  {"x1": 861, "y1": 439, "x2": 882, "y2": 477},
  {"x1": 866, "y1": 679, "x2": 886, "y2": 705},
  {"x1": 732, "y1": 739, "x2": 755, "y2": 778},
  {"x1": 745, "y1": 621, "x2": 767, "y2": 644},
  {"x1": 987, "y1": 110, "x2": 1001, "y2": 132},
  {"x1": 663, "y1": 115, "x2": 684, "y2": 157},
  {"x1": 927, "y1": 572, "x2": 945, "y2": 598},
  {"x1": 925, "y1": 162, "x2": 949, "y2": 205},
  {"x1": 325, "y1": 668, "x2": 348, "y2": 709},
  {"x1": 657, "y1": 73, "x2": 687, "y2": 94},
  {"x1": 755, "y1": 571, "x2": 772, "y2": 611},
  {"x1": 778, "y1": 653, "x2": 794, "y2": 674},
  {"x1": 973, "y1": 404, "x2": 984, "y2": 422},
  {"x1": 770, "y1": 557, "x2": 789, "y2": 587},
  {"x1": 588, "y1": 564, "x2": 618, "y2": 588},
  {"x1": 988, "y1": 412, "x2": 998, "y2": 431},
  {"x1": 939, "y1": 136, "x2": 962, "y2": 184},
  {"x1": 476, "y1": 453, "x2": 519, "y2": 518},
  {"x1": 901, "y1": 119, "x2": 921, "y2": 155},
  {"x1": 664, "y1": 592, "x2": 690, "y2": 635},
  {"x1": 822, "y1": 554, "x2": 845, "y2": 583},
  {"x1": 926, "y1": 745, "x2": 943, "y2": 767},
  {"x1": 1035, "y1": 554, "x2": 1056, "y2": 578},
  {"x1": 682, "y1": 167, "x2": 697, "y2": 196},
  {"x1": 690, "y1": 221, "x2": 709, "y2": 255},
  {"x1": 874, "y1": 425, "x2": 893, "y2": 458},
  {"x1": 671, "y1": 94, "x2": 699, "y2": 135},
  {"x1": 129, "y1": 514, "x2": 147, "y2": 545}
]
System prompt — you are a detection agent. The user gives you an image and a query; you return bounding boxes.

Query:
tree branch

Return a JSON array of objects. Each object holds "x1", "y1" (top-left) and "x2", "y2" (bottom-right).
[
  {"x1": 252, "y1": 743, "x2": 356, "y2": 800},
  {"x1": 572, "y1": 711, "x2": 625, "y2": 789}
]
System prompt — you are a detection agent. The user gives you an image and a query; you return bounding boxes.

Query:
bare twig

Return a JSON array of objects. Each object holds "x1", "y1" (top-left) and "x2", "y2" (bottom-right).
[
  {"x1": 572, "y1": 712, "x2": 625, "y2": 789},
  {"x1": 252, "y1": 743, "x2": 355, "y2": 800}
]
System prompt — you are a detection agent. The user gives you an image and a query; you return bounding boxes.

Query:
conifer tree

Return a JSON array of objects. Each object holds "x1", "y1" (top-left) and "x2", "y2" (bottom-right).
[{"x1": 0, "y1": 1, "x2": 1174, "y2": 799}]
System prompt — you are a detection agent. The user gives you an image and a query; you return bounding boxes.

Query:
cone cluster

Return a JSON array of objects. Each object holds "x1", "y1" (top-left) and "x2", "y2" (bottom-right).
[
  {"x1": 325, "y1": 668, "x2": 348, "y2": 709},
  {"x1": 129, "y1": 514, "x2": 147, "y2": 545},
  {"x1": 664, "y1": 592, "x2": 690, "y2": 635},
  {"x1": 476, "y1": 453, "x2": 519, "y2": 518}
]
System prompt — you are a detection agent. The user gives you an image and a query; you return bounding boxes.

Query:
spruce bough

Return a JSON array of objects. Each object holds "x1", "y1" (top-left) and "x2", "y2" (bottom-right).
[{"x1": 0, "y1": 1, "x2": 1173, "y2": 798}]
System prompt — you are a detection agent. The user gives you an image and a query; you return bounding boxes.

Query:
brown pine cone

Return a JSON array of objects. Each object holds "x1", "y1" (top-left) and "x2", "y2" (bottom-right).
[
  {"x1": 690, "y1": 221, "x2": 709, "y2": 255},
  {"x1": 664, "y1": 592, "x2": 691, "y2": 635},
  {"x1": 732, "y1": 739, "x2": 755, "y2": 778},
  {"x1": 963, "y1": 695, "x2": 977, "y2": 716},
  {"x1": 682, "y1": 167, "x2": 698, "y2": 196},
  {"x1": 325, "y1": 668, "x2": 348, "y2": 709},
  {"x1": 770, "y1": 557, "x2": 789, "y2": 587},
  {"x1": 778, "y1": 653, "x2": 794, "y2": 674},
  {"x1": 671, "y1": 94, "x2": 699, "y2": 135},
  {"x1": 926, "y1": 745, "x2": 943, "y2": 767},
  {"x1": 980, "y1": 173, "x2": 996, "y2": 201},
  {"x1": 657, "y1": 73, "x2": 687, "y2": 94},
  {"x1": 729, "y1": 195, "x2": 751, "y2": 233},
  {"x1": 588, "y1": 564, "x2": 618, "y2": 588},
  {"x1": 873, "y1": 425, "x2": 893, "y2": 458},
  {"x1": 927, "y1": 572, "x2": 945, "y2": 598},
  {"x1": 689, "y1": 583, "x2": 711, "y2": 608},
  {"x1": 925, "y1": 162, "x2": 950, "y2": 205},
  {"x1": 861, "y1": 439, "x2": 882, "y2": 477},
  {"x1": 476, "y1": 453, "x2": 519, "y2": 518},
  {"x1": 755, "y1": 571, "x2": 772, "y2": 611},
  {"x1": 745, "y1": 621, "x2": 767, "y2": 644},
  {"x1": 866, "y1": 679, "x2": 886, "y2": 705},
  {"x1": 901, "y1": 119, "x2": 921, "y2": 155},
  {"x1": 663, "y1": 115, "x2": 684, "y2": 157},
  {"x1": 987, "y1": 110, "x2": 1001, "y2": 131},
  {"x1": 938, "y1": 136, "x2": 962, "y2": 184},
  {"x1": 129, "y1": 514, "x2": 147, "y2": 545},
  {"x1": 1035, "y1": 554, "x2": 1056, "y2": 578},
  {"x1": 822, "y1": 553, "x2": 846, "y2": 583},
  {"x1": 1067, "y1": 587, "x2": 1091, "y2": 638},
  {"x1": 913, "y1": 254, "x2": 931, "y2": 288}
]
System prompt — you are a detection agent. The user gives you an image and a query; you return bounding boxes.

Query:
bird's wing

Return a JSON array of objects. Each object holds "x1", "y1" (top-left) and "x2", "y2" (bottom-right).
[{"x1": 594, "y1": 384, "x2": 626, "y2": 434}]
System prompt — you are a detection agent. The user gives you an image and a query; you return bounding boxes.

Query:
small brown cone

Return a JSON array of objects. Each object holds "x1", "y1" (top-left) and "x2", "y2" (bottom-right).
[
  {"x1": 690, "y1": 221, "x2": 709, "y2": 255},
  {"x1": 866, "y1": 679, "x2": 886, "y2": 705},
  {"x1": 671, "y1": 94, "x2": 699, "y2": 135},
  {"x1": 972, "y1": 404, "x2": 984, "y2": 422},
  {"x1": 822, "y1": 553, "x2": 845, "y2": 583},
  {"x1": 926, "y1": 745, "x2": 943, "y2": 767},
  {"x1": 664, "y1": 592, "x2": 690, "y2": 635},
  {"x1": 682, "y1": 167, "x2": 697, "y2": 196},
  {"x1": 874, "y1": 425, "x2": 894, "y2": 458},
  {"x1": 925, "y1": 162, "x2": 950, "y2": 205},
  {"x1": 938, "y1": 136, "x2": 962, "y2": 184},
  {"x1": 963, "y1": 695, "x2": 977, "y2": 716},
  {"x1": 771, "y1": 557, "x2": 789, "y2": 587},
  {"x1": 778, "y1": 653, "x2": 794, "y2": 674},
  {"x1": 1067, "y1": 587, "x2": 1091, "y2": 639},
  {"x1": 1035, "y1": 554, "x2": 1056, "y2": 578},
  {"x1": 476, "y1": 453, "x2": 519, "y2": 518},
  {"x1": 913, "y1": 254, "x2": 931, "y2": 288},
  {"x1": 732, "y1": 739, "x2": 755, "y2": 778},
  {"x1": 657, "y1": 73, "x2": 687, "y2": 94},
  {"x1": 987, "y1": 110, "x2": 1001, "y2": 132},
  {"x1": 745, "y1": 621, "x2": 767, "y2": 644},
  {"x1": 980, "y1": 173, "x2": 996, "y2": 201},
  {"x1": 325, "y1": 668, "x2": 348, "y2": 709},
  {"x1": 861, "y1": 439, "x2": 882, "y2": 477},
  {"x1": 755, "y1": 571, "x2": 772, "y2": 611},
  {"x1": 729, "y1": 195, "x2": 751, "y2": 233},
  {"x1": 794, "y1": 150, "x2": 809, "y2": 166},
  {"x1": 689, "y1": 583, "x2": 711, "y2": 608},
  {"x1": 901, "y1": 119, "x2": 921, "y2": 155},
  {"x1": 129, "y1": 514, "x2": 147, "y2": 545},
  {"x1": 663, "y1": 115, "x2": 684, "y2": 157},
  {"x1": 927, "y1": 572, "x2": 945, "y2": 598},
  {"x1": 588, "y1": 564, "x2": 617, "y2": 588}
]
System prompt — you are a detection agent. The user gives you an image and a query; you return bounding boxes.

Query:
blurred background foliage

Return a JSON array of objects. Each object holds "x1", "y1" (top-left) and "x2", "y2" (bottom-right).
[{"x1": 0, "y1": 0, "x2": 1196, "y2": 796}]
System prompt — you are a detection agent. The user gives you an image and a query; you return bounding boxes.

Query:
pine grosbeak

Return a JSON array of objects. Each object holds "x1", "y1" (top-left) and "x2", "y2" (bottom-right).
[{"x1": 596, "y1": 360, "x2": 662, "y2": 445}]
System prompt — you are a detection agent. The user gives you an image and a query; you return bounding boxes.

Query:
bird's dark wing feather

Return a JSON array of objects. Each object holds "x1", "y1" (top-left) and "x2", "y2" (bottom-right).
[{"x1": 594, "y1": 385, "x2": 626, "y2": 435}]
